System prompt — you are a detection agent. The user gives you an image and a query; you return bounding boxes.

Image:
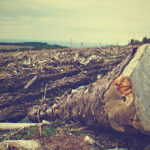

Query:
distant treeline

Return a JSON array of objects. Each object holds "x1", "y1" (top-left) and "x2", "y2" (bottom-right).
[
  {"x1": 129, "y1": 37, "x2": 150, "y2": 45},
  {"x1": 0, "y1": 48, "x2": 42, "y2": 53},
  {"x1": 0, "y1": 42, "x2": 68, "y2": 49}
]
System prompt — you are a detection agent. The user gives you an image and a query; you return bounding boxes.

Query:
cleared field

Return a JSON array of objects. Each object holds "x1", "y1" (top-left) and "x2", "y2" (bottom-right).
[{"x1": 0, "y1": 45, "x2": 33, "y2": 50}]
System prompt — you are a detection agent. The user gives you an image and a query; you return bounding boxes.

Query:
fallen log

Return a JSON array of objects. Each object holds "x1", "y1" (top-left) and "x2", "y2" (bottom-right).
[
  {"x1": 0, "y1": 45, "x2": 136, "y2": 122},
  {"x1": 28, "y1": 44, "x2": 150, "y2": 135}
]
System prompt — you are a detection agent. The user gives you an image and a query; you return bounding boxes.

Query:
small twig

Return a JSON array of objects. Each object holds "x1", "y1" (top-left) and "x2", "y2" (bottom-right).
[
  {"x1": 24, "y1": 75, "x2": 37, "y2": 89},
  {"x1": 74, "y1": 64, "x2": 86, "y2": 74},
  {"x1": 11, "y1": 127, "x2": 24, "y2": 136},
  {"x1": 37, "y1": 108, "x2": 41, "y2": 123},
  {"x1": 69, "y1": 126, "x2": 88, "y2": 132},
  {"x1": 2, "y1": 127, "x2": 25, "y2": 141},
  {"x1": 37, "y1": 83, "x2": 48, "y2": 123},
  {"x1": 42, "y1": 83, "x2": 48, "y2": 101},
  {"x1": 39, "y1": 125, "x2": 42, "y2": 136},
  {"x1": 6, "y1": 142, "x2": 9, "y2": 149}
]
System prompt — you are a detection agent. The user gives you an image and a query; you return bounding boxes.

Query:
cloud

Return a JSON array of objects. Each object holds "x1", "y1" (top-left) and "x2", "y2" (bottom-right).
[{"x1": 0, "y1": 0, "x2": 150, "y2": 44}]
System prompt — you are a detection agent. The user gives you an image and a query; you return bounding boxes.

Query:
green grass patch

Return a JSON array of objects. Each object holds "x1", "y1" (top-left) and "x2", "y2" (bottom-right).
[
  {"x1": 22, "y1": 126, "x2": 38, "y2": 139},
  {"x1": 42, "y1": 126, "x2": 56, "y2": 137},
  {"x1": 0, "y1": 120, "x2": 64, "y2": 141},
  {"x1": 42, "y1": 119, "x2": 63, "y2": 137}
]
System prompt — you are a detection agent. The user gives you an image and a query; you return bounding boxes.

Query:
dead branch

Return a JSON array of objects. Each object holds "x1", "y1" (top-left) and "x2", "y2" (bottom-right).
[{"x1": 24, "y1": 75, "x2": 37, "y2": 89}]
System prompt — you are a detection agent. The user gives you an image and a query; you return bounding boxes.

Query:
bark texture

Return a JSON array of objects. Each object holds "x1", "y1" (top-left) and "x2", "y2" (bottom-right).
[
  {"x1": 0, "y1": 45, "x2": 136, "y2": 122},
  {"x1": 28, "y1": 46, "x2": 139, "y2": 133},
  {"x1": 28, "y1": 45, "x2": 150, "y2": 135}
]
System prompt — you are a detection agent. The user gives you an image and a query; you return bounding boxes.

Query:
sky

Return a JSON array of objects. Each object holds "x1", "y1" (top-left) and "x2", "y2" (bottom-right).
[{"x1": 0, "y1": 0, "x2": 150, "y2": 45}]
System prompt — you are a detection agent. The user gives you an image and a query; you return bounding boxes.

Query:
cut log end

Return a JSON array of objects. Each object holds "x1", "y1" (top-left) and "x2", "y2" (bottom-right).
[
  {"x1": 104, "y1": 76, "x2": 136, "y2": 133},
  {"x1": 104, "y1": 44, "x2": 150, "y2": 135}
]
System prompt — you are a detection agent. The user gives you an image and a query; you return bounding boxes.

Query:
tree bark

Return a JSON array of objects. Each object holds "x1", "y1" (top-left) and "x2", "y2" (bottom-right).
[
  {"x1": 28, "y1": 45, "x2": 150, "y2": 135},
  {"x1": 0, "y1": 45, "x2": 136, "y2": 122}
]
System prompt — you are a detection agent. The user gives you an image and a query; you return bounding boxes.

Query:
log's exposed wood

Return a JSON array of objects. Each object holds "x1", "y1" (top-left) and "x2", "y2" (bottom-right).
[
  {"x1": 28, "y1": 44, "x2": 150, "y2": 135},
  {"x1": 104, "y1": 44, "x2": 150, "y2": 135},
  {"x1": 0, "y1": 123, "x2": 40, "y2": 130}
]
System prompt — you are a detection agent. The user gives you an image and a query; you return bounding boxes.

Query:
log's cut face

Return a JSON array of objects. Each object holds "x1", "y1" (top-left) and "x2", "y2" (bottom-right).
[
  {"x1": 104, "y1": 44, "x2": 150, "y2": 135},
  {"x1": 104, "y1": 76, "x2": 136, "y2": 132}
]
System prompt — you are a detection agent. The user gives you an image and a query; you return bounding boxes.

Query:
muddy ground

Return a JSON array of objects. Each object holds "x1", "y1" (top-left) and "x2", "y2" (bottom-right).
[
  {"x1": 0, "y1": 120, "x2": 150, "y2": 150},
  {"x1": 0, "y1": 45, "x2": 135, "y2": 122},
  {"x1": 0, "y1": 45, "x2": 150, "y2": 150}
]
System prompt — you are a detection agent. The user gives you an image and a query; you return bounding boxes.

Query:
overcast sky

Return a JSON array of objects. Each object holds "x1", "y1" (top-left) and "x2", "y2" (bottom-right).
[{"x1": 0, "y1": 0, "x2": 150, "y2": 45}]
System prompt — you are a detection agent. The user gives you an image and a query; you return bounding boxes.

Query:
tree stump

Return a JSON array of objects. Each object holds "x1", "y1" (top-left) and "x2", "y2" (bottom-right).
[{"x1": 28, "y1": 44, "x2": 150, "y2": 135}]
